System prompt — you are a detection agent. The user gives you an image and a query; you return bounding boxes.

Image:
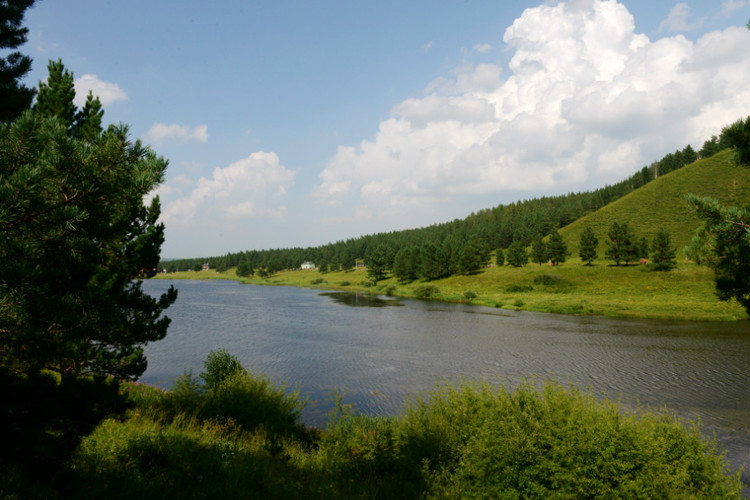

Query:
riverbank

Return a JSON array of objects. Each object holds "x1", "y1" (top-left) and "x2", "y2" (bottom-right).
[{"x1": 153, "y1": 260, "x2": 747, "y2": 321}]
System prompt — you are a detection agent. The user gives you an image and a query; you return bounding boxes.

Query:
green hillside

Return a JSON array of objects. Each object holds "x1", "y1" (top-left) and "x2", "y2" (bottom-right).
[{"x1": 561, "y1": 149, "x2": 750, "y2": 258}]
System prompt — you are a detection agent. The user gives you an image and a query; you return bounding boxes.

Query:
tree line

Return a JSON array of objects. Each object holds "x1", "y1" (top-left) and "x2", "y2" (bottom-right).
[{"x1": 162, "y1": 136, "x2": 727, "y2": 279}]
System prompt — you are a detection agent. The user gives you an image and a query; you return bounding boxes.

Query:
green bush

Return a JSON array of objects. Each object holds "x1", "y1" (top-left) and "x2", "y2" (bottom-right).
[
  {"x1": 413, "y1": 285, "x2": 440, "y2": 299},
  {"x1": 340, "y1": 280, "x2": 351, "y2": 286},
  {"x1": 401, "y1": 380, "x2": 742, "y2": 499},
  {"x1": 505, "y1": 284, "x2": 533, "y2": 293},
  {"x1": 513, "y1": 299, "x2": 525, "y2": 308},
  {"x1": 200, "y1": 349, "x2": 246, "y2": 389},
  {"x1": 201, "y1": 371, "x2": 306, "y2": 439},
  {"x1": 362, "y1": 280, "x2": 376, "y2": 288},
  {"x1": 533, "y1": 273, "x2": 562, "y2": 285},
  {"x1": 384, "y1": 284, "x2": 397, "y2": 296},
  {"x1": 463, "y1": 290, "x2": 477, "y2": 301},
  {"x1": 310, "y1": 277, "x2": 326, "y2": 285}
]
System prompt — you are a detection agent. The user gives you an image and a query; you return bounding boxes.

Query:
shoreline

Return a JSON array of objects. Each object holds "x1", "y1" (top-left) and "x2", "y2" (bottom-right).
[{"x1": 152, "y1": 262, "x2": 748, "y2": 322}]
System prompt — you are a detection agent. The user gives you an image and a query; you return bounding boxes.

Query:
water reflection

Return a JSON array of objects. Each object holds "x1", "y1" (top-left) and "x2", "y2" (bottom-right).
[{"x1": 319, "y1": 291, "x2": 403, "y2": 308}]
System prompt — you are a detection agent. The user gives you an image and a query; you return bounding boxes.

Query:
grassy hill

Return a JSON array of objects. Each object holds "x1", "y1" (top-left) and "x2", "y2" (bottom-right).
[
  {"x1": 560, "y1": 149, "x2": 750, "y2": 257},
  {"x1": 156, "y1": 150, "x2": 750, "y2": 321}
]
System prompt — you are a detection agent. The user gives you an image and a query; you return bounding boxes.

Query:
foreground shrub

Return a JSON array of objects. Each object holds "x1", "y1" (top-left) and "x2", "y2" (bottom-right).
[
  {"x1": 401, "y1": 380, "x2": 742, "y2": 499},
  {"x1": 68, "y1": 415, "x2": 308, "y2": 500},
  {"x1": 202, "y1": 371, "x2": 306, "y2": 439},
  {"x1": 200, "y1": 349, "x2": 246, "y2": 389},
  {"x1": 413, "y1": 285, "x2": 440, "y2": 299}
]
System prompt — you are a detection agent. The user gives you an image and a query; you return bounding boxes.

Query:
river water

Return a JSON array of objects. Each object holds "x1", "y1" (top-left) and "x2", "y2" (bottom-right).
[{"x1": 141, "y1": 279, "x2": 750, "y2": 488}]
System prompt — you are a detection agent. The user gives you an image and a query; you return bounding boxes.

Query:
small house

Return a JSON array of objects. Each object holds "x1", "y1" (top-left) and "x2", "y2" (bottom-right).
[
  {"x1": 202, "y1": 263, "x2": 210, "y2": 271},
  {"x1": 300, "y1": 261, "x2": 316, "y2": 270}
]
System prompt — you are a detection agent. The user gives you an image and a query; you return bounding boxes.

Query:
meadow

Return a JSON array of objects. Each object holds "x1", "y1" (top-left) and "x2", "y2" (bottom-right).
[{"x1": 156, "y1": 258, "x2": 747, "y2": 321}]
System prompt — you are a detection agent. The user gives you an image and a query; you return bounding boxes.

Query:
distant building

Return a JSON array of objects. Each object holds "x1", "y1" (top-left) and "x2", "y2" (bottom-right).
[
  {"x1": 300, "y1": 261, "x2": 315, "y2": 270},
  {"x1": 202, "y1": 263, "x2": 210, "y2": 271}
]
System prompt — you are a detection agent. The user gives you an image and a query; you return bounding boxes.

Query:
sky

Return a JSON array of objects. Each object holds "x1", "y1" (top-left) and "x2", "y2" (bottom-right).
[{"x1": 19, "y1": 0, "x2": 750, "y2": 258}]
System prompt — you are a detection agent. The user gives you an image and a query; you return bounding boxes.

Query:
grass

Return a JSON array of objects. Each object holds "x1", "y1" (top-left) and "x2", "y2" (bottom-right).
[
  {"x1": 561, "y1": 149, "x2": 750, "y2": 258},
  {"x1": 154, "y1": 259, "x2": 747, "y2": 321}
]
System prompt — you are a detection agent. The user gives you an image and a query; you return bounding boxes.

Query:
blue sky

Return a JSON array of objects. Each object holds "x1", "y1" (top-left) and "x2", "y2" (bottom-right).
[{"x1": 21, "y1": 0, "x2": 750, "y2": 258}]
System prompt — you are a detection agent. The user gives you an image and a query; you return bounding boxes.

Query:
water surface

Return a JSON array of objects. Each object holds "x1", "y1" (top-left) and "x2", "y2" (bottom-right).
[{"x1": 142, "y1": 279, "x2": 750, "y2": 487}]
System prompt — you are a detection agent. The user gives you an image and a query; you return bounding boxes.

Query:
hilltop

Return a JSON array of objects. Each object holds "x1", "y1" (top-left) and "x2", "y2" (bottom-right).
[{"x1": 561, "y1": 149, "x2": 750, "y2": 257}]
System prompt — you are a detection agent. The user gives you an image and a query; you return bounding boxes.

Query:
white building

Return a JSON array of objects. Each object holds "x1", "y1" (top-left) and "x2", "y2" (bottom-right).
[{"x1": 300, "y1": 261, "x2": 315, "y2": 270}]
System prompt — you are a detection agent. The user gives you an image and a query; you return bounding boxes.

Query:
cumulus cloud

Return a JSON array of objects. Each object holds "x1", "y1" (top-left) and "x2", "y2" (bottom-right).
[
  {"x1": 145, "y1": 123, "x2": 209, "y2": 146},
  {"x1": 314, "y1": 0, "x2": 750, "y2": 217},
  {"x1": 162, "y1": 152, "x2": 295, "y2": 226},
  {"x1": 658, "y1": 3, "x2": 700, "y2": 32},
  {"x1": 73, "y1": 74, "x2": 128, "y2": 107}
]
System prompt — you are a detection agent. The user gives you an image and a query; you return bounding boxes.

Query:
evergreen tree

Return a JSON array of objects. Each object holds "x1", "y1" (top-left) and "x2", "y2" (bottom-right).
[
  {"x1": 531, "y1": 238, "x2": 547, "y2": 265},
  {"x1": 721, "y1": 115, "x2": 750, "y2": 167},
  {"x1": 547, "y1": 229, "x2": 568, "y2": 266},
  {"x1": 0, "y1": 112, "x2": 176, "y2": 379},
  {"x1": 651, "y1": 229, "x2": 676, "y2": 271},
  {"x1": 495, "y1": 247, "x2": 505, "y2": 266},
  {"x1": 637, "y1": 236, "x2": 650, "y2": 260},
  {"x1": 420, "y1": 241, "x2": 443, "y2": 280},
  {"x1": 506, "y1": 240, "x2": 528, "y2": 267},
  {"x1": 688, "y1": 195, "x2": 750, "y2": 316},
  {"x1": 366, "y1": 244, "x2": 388, "y2": 283},
  {"x1": 579, "y1": 226, "x2": 598, "y2": 265},
  {"x1": 34, "y1": 59, "x2": 76, "y2": 129},
  {"x1": 0, "y1": 0, "x2": 35, "y2": 122},
  {"x1": 236, "y1": 261, "x2": 253, "y2": 277},
  {"x1": 605, "y1": 222, "x2": 636, "y2": 266},
  {"x1": 71, "y1": 91, "x2": 104, "y2": 141}
]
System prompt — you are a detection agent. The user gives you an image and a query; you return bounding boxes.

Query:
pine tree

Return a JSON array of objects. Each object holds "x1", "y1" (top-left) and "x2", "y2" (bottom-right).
[
  {"x1": 547, "y1": 229, "x2": 568, "y2": 266},
  {"x1": 579, "y1": 226, "x2": 598, "y2": 265},
  {"x1": 34, "y1": 59, "x2": 77, "y2": 129},
  {"x1": 651, "y1": 229, "x2": 676, "y2": 271},
  {"x1": 688, "y1": 195, "x2": 750, "y2": 315},
  {"x1": 531, "y1": 238, "x2": 547, "y2": 265},
  {"x1": 506, "y1": 240, "x2": 528, "y2": 267},
  {"x1": 495, "y1": 247, "x2": 505, "y2": 266},
  {"x1": 0, "y1": 112, "x2": 176, "y2": 379},
  {"x1": 72, "y1": 91, "x2": 104, "y2": 141},
  {"x1": 0, "y1": 0, "x2": 36, "y2": 122},
  {"x1": 606, "y1": 222, "x2": 637, "y2": 265},
  {"x1": 366, "y1": 244, "x2": 388, "y2": 283}
]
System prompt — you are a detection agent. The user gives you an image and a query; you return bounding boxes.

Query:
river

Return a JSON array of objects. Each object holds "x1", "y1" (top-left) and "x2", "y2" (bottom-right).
[{"x1": 142, "y1": 279, "x2": 750, "y2": 488}]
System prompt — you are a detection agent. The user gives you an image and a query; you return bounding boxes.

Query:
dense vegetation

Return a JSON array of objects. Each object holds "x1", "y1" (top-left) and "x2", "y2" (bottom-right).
[{"x1": 44, "y1": 352, "x2": 743, "y2": 499}]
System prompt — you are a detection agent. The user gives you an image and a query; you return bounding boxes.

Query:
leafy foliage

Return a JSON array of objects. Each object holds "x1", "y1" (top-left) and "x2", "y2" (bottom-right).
[
  {"x1": 61, "y1": 376, "x2": 742, "y2": 499},
  {"x1": 200, "y1": 349, "x2": 247, "y2": 389},
  {"x1": 688, "y1": 195, "x2": 750, "y2": 316},
  {"x1": 605, "y1": 222, "x2": 638, "y2": 265}
]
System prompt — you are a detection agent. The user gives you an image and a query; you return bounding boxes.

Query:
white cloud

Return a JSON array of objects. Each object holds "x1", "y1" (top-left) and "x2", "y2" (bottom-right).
[
  {"x1": 421, "y1": 41, "x2": 433, "y2": 52},
  {"x1": 658, "y1": 3, "x2": 700, "y2": 33},
  {"x1": 722, "y1": 0, "x2": 748, "y2": 14},
  {"x1": 472, "y1": 43, "x2": 493, "y2": 54},
  {"x1": 314, "y1": 0, "x2": 750, "y2": 219},
  {"x1": 73, "y1": 74, "x2": 128, "y2": 107},
  {"x1": 144, "y1": 123, "x2": 209, "y2": 146},
  {"x1": 162, "y1": 151, "x2": 295, "y2": 225}
]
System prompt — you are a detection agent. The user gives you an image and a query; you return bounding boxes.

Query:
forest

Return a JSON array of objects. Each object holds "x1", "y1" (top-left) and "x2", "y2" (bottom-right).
[{"x1": 161, "y1": 137, "x2": 721, "y2": 277}]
